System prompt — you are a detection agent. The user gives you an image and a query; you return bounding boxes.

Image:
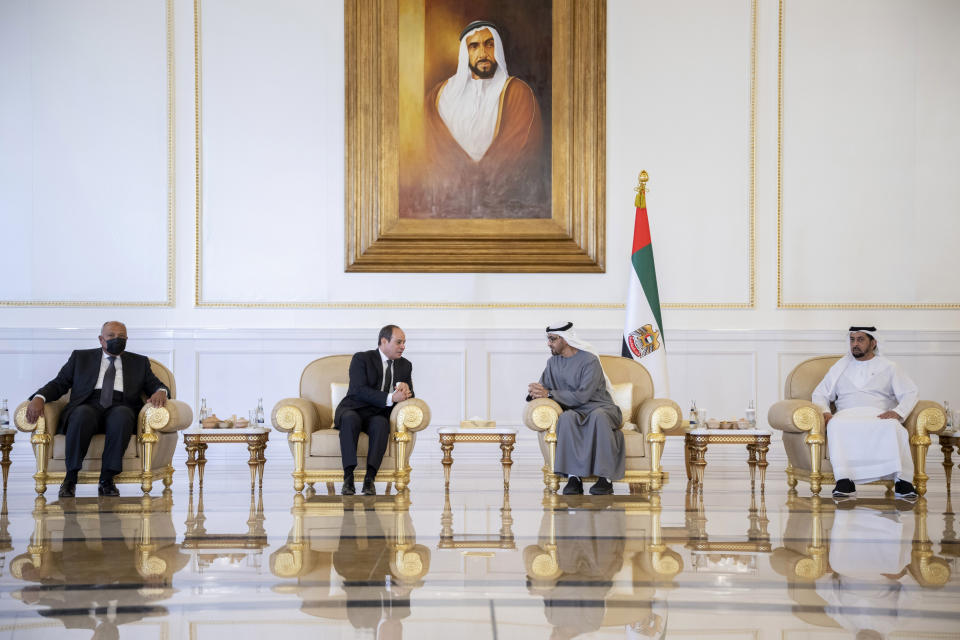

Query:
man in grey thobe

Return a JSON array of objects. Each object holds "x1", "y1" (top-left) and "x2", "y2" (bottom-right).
[{"x1": 528, "y1": 322, "x2": 625, "y2": 495}]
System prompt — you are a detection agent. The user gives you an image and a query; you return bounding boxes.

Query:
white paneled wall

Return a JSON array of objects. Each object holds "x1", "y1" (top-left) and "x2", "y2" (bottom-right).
[{"x1": 3, "y1": 328, "x2": 958, "y2": 466}]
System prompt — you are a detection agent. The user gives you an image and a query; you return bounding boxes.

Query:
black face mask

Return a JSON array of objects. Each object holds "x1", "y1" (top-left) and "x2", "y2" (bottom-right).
[{"x1": 104, "y1": 337, "x2": 126, "y2": 355}]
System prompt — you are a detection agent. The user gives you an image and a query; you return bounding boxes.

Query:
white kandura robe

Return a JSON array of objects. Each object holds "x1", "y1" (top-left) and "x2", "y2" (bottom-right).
[{"x1": 812, "y1": 355, "x2": 918, "y2": 483}]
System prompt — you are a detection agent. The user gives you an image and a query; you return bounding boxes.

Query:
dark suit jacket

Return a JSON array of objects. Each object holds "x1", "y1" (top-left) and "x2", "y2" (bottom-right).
[
  {"x1": 333, "y1": 349, "x2": 414, "y2": 429},
  {"x1": 31, "y1": 348, "x2": 169, "y2": 434}
]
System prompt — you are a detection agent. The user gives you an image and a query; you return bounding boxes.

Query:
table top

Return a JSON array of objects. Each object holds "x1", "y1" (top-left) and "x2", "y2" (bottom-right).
[
  {"x1": 438, "y1": 427, "x2": 518, "y2": 435},
  {"x1": 0, "y1": 428, "x2": 15, "y2": 436},
  {"x1": 940, "y1": 430, "x2": 959, "y2": 441},
  {"x1": 185, "y1": 426, "x2": 270, "y2": 436},
  {"x1": 686, "y1": 428, "x2": 771, "y2": 437}
]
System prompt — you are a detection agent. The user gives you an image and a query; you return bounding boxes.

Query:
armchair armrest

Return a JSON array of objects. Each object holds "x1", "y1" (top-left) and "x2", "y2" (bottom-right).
[
  {"x1": 636, "y1": 398, "x2": 682, "y2": 435},
  {"x1": 13, "y1": 399, "x2": 65, "y2": 434},
  {"x1": 768, "y1": 399, "x2": 824, "y2": 435},
  {"x1": 390, "y1": 398, "x2": 431, "y2": 433},
  {"x1": 140, "y1": 399, "x2": 194, "y2": 434},
  {"x1": 271, "y1": 398, "x2": 322, "y2": 435},
  {"x1": 523, "y1": 398, "x2": 562, "y2": 432},
  {"x1": 903, "y1": 401, "x2": 947, "y2": 437}
]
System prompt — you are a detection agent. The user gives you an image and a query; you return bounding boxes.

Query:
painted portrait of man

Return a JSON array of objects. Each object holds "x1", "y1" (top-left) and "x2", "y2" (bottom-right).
[{"x1": 398, "y1": 0, "x2": 552, "y2": 220}]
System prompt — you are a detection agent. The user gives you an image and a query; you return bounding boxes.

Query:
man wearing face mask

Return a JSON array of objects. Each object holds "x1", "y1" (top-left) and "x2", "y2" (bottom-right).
[{"x1": 24, "y1": 321, "x2": 169, "y2": 497}]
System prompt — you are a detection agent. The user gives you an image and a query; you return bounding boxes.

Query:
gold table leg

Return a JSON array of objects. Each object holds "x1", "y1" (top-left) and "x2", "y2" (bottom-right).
[
  {"x1": 247, "y1": 441, "x2": 258, "y2": 491},
  {"x1": 257, "y1": 439, "x2": 267, "y2": 489},
  {"x1": 500, "y1": 435, "x2": 515, "y2": 490},
  {"x1": 690, "y1": 442, "x2": 707, "y2": 493},
  {"x1": 757, "y1": 439, "x2": 769, "y2": 494},
  {"x1": 747, "y1": 443, "x2": 759, "y2": 492},
  {"x1": 185, "y1": 440, "x2": 200, "y2": 492},
  {"x1": 0, "y1": 434, "x2": 13, "y2": 493},
  {"x1": 196, "y1": 443, "x2": 208, "y2": 490},
  {"x1": 440, "y1": 435, "x2": 454, "y2": 490},
  {"x1": 943, "y1": 442, "x2": 955, "y2": 490}
]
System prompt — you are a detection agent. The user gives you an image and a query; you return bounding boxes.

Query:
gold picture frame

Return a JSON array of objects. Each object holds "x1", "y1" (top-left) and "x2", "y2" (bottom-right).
[{"x1": 345, "y1": 0, "x2": 606, "y2": 273}]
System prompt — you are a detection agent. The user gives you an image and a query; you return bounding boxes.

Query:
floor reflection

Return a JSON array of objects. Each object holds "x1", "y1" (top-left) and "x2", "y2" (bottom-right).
[
  {"x1": 0, "y1": 459, "x2": 957, "y2": 637},
  {"x1": 524, "y1": 496, "x2": 678, "y2": 640},
  {"x1": 269, "y1": 493, "x2": 430, "y2": 636},
  {"x1": 182, "y1": 490, "x2": 267, "y2": 575},
  {"x1": 771, "y1": 495, "x2": 951, "y2": 636},
  {"x1": 8, "y1": 494, "x2": 187, "y2": 638}
]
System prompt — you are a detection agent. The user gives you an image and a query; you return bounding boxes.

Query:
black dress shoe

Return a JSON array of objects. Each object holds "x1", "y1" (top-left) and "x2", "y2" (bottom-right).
[
  {"x1": 894, "y1": 479, "x2": 918, "y2": 498},
  {"x1": 58, "y1": 480, "x2": 76, "y2": 498},
  {"x1": 342, "y1": 477, "x2": 356, "y2": 496},
  {"x1": 589, "y1": 477, "x2": 614, "y2": 495},
  {"x1": 362, "y1": 476, "x2": 376, "y2": 496},
  {"x1": 97, "y1": 480, "x2": 120, "y2": 497},
  {"x1": 561, "y1": 476, "x2": 584, "y2": 495},
  {"x1": 832, "y1": 478, "x2": 856, "y2": 498}
]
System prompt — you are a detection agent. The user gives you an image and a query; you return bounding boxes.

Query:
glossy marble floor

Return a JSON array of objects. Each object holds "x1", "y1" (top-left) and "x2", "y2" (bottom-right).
[{"x1": 0, "y1": 450, "x2": 958, "y2": 640}]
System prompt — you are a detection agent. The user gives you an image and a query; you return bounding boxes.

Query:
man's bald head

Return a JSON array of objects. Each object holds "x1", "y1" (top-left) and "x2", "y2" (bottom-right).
[{"x1": 100, "y1": 321, "x2": 127, "y2": 338}]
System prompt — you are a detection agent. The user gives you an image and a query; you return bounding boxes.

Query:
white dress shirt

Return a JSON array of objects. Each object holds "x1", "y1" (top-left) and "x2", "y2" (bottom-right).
[{"x1": 96, "y1": 351, "x2": 124, "y2": 392}]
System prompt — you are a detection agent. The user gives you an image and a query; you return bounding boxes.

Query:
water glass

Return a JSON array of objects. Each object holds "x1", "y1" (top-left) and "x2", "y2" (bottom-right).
[{"x1": 249, "y1": 410, "x2": 257, "y2": 428}]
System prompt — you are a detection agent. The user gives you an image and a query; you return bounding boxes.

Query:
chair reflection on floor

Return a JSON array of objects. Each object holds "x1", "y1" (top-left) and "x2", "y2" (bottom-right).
[
  {"x1": 770, "y1": 495, "x2": 950, "y2": 635},
  {"x1": 7, "y1": 494, "x2": 188, "y2": 638},
  {"x1": 182, "y1": 490, "x2": 267, "y2": 575},
  {"x1": 439, "y1": 489, "x2": 514, "y2": 551},
  {"x1": 523, "y1": 496, "x2": 680, "y2": 639},
  {"x1": 269, "y1": 493, "x2": 430, "y2": 636}
]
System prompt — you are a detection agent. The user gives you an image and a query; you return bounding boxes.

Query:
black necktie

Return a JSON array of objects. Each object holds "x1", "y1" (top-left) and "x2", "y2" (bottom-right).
[
  {"x1": 382, "y1": 360, "x2": 393, "y2": 393},
  {"x1": 100, "y1": 356, "x2": 117, "y2": 408}
]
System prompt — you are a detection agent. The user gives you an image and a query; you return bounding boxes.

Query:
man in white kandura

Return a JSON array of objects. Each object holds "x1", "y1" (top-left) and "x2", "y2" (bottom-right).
[
  {"x1": 527, "y1": 322, "x2": 624, "y2": 495},
  {"x1": 812, "y1": 326, "x2": 919, "y2": 499}
]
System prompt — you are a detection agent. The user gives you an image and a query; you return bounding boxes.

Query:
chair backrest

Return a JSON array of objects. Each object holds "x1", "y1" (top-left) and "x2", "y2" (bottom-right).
[
  {"x1": 598, "y1": 355, "x2": 655, "y2": 408},
  {"x1": 299, "y1": 355, "x2": 353, "y2": 407},
  {"x1": 784, "y1": 355, "x2": 842, "y2": 400},
  {"x1": 149, "y1": 359, "x2": 176, "y2": 399}
]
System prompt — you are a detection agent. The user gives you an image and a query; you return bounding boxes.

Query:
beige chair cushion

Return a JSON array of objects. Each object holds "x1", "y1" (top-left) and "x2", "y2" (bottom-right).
[
  {"x1": 610, "y1": 382, "x2": 633, "y2": 426},
  {"x1": 599, "y1": 355, "x2": 655, "y2": 401},
  {"x1": 331, "y1": 382, "x2": 349, "y2": 413},
  {"x1": 785, "y1": 355, "x2": 842, "y2": 400},
  {"x1": 53, "y1": 433, "x2": 139, "y2": 460}
]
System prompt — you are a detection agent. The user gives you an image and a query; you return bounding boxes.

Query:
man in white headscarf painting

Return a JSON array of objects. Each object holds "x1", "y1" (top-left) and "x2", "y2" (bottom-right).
[
  {"x1": 812, "y1": 326, "x2": 920, "y2": 499},
  {"x1": 415, "y1": 20, "x2": 546, "y2": 218}
]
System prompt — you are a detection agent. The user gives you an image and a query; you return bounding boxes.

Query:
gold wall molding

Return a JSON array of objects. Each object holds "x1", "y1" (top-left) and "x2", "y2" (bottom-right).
[
  {"x1": 665, "y1": 0, "x2": 757, "y2": 310},
  {"x1": 1, "y1": 0, "x2": 175, "y2": 308},
  {"x1": 777, "y1": 0, "x2": 959, "y2": 310}
]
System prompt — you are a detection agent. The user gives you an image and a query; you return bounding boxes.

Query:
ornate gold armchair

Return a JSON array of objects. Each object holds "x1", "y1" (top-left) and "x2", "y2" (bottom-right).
[
  {"x1": 269, "y1": 494, "x2": 430, "y2": 631},
  {"x1": 523, "y1": 355, "x2": 683, "y2": 493},
  {"x1": 13, "y1": 359, "x2": 193, "y2": 495},
  {"x1": 271, "y1": 355, "x2": 431, "y2": 493},
  {"x1": 768, "y1": 355, "x2": 947, "y2": 496},
  {"x1": 9, "y1": 494, "x2": 189, "y2": 634}
]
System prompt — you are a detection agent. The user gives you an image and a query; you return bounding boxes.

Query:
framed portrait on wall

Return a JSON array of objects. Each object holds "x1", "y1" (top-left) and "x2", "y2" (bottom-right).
[{"x1": 345, "y1": 0, "x2": 605, "y2": 272}]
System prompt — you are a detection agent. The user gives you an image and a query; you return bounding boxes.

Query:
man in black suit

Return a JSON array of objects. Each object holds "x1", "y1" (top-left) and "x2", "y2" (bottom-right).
[
  {"x1": 24, "y1": 321, "x2": 169, "y2": 498},
  {"x1": 334, "y1": 325, "x2": 413, "y2": 496}
]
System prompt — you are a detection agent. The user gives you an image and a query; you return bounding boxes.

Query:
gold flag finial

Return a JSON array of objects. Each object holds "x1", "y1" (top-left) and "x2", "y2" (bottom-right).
[{"x1": 634, "y1": 170, "x2": 649, "y2": 207}]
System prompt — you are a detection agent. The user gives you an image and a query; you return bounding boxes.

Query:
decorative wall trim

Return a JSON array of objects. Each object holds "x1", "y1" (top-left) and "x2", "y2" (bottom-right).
[
  {"x1": 776, "y1": 0, "x2": 960, "y2": 310},
  {"x1": 0, "y1": 0, "x2": 176, "y2": 308}
]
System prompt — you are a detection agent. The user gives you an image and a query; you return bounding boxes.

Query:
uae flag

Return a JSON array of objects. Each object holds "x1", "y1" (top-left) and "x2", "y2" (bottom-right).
[{"x1": 622, "y1": 173, "x2": 669, "y2": 395}]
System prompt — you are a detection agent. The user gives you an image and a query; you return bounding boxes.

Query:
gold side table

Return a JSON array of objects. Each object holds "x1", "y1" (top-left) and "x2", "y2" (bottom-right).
[
  {"x1": 685, "y1": 429, "x2": 771, "y2": 494},
  {"x1": 438, "y1": 427, "x2": 517, "y2": 490},
  {"x1": 183, "y1": 427, "x2": 269, "y2": 492},
  {"x1": 0, "y1": 429, "x2": 13, "y2": 492}
]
